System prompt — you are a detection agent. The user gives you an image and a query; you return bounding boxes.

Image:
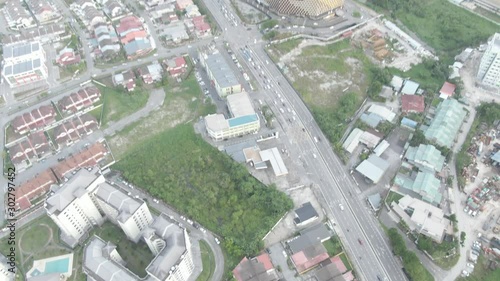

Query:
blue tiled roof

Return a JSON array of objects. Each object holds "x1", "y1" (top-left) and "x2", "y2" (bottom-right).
[{"x1": 228, "y1": 114, "x2": 258, "y2": 127}]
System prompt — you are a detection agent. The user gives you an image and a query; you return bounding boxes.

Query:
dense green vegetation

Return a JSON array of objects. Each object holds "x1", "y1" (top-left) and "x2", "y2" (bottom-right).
[
  {"x1": 323, "y1": 236, "x2": 343, "y2": 256},
  {"x1": 389, "y1": 59, "x2": 449, "y2": 92},
  {"x1": 416, "y1": 234, "x2": 460, "y2": 269},
  {"x1": 456, "y1": 103, "x2": 500, "y2": 188},
  {"x1": 312, "y1": 92, "x2": 358, "y2": 145},
  {"x1": 387, "y1": 228, "x2": 435, "y2": 281},
  {"x1": 371, "y1": 0, "x2": 498, "y2": 58},
  {"x1": 114, "y1": 125, "x2": 293, "y2": 267},
  {"x1": 260, "y1": 19, "x2": 279, "y2": 30}
]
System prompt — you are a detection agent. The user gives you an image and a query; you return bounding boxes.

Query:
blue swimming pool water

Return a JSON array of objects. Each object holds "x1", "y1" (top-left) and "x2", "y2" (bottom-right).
[
  {"x1": 30, "y1": 269, "x2": 42, "y2": 277},
  {"x1": 44, "y1": 258, "x2": 70, "y2": 274}
]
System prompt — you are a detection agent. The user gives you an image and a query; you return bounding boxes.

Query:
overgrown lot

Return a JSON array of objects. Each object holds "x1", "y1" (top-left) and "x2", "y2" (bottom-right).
[
  {"x1": 370, "y1": 0, "x2": 498, "y2": 58},
  {"x1": 99, "y1": 85, "x2": 149, "y2": 126},
  {"x1": 114, "y1": 125, "x2": 293, "y2": 269},
  {"x1": 268, "y1": 39, "x2": 388, "y2": 147}
]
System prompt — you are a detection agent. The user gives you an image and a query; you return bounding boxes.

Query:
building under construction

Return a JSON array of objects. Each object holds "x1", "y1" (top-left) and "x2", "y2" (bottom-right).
[{"x1": 264, "y1": 0, "x2": 344, "y2": 18}]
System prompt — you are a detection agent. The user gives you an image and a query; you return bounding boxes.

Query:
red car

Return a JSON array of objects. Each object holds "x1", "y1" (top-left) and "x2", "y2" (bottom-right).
[{"x1": 358, "y1": 239, "x2": 363, "y2": 245}]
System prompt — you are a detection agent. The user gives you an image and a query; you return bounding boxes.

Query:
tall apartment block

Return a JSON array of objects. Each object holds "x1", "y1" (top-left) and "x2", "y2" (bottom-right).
[{"x1": 477, "y1": 33, "x2": 500, "y2": 89}]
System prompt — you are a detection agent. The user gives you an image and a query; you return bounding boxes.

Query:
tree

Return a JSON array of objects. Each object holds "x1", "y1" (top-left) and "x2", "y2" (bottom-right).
[{"x1": 409, "y1": 129, "x2": 427, "y2": 146}]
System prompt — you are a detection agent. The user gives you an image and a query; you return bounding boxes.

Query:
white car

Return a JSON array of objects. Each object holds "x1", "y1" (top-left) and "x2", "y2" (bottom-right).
[
  {"x1": 200, "y1": 227, "x2": 206, "y2": 233},
  {"x1": 466, "y1": 263, "x2": 475, "y2": 269},
  {"x1": 214, "y1": 237, "x2": 220, "y2": 244},
  {"x1": 339, "y1": 203, "x2": 345, "y2": 211}
]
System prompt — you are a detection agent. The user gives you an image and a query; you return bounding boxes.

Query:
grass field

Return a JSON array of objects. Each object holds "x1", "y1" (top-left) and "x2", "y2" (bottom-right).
[
  {"x1": 114, "y1": 124, "x2": 293, "y2": 271},
  {"x1": 197, "y1": 240, "x2": 215, "y2": 281},
  {"x1": 108, "y1": 73, "x2": 215, "y2": 159},
  {"x1": 99, "y1": 85, "x2": 149, "y2": 126},
  {"x1": 371, "y1": 0, "x2": 498, "y2": 58},
  {"x1": 385, "y1": 191, "x2": 403, "y2": 205},
  {"x1": 323, "y1": 236, "x2": 343, "y2": 257},
  {"x1": 339, "y1": 253, "x2": 352, "y2": 271},
  {"x1": 267, "y1": 39, "x2": 370, "y2": 146}
]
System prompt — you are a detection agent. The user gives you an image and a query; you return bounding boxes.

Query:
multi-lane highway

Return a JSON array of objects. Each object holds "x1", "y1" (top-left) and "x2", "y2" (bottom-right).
[{"x1": 202, "y1": 0, "x2": 407, "y2": 280}]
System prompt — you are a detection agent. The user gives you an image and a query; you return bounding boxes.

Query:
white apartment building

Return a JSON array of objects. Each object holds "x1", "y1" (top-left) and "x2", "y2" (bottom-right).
[
  {"x1": 45, "y1": 170, "x2": 106, "y2": 248},
  {"x1": 204, "y1": 92, "x2": 260, "y2": 141},
  {"x1": 0, "y1": 254, "x2": 14, "y2": 281},
  {"x1": 477, "y1": 33, "x2": 500, "y2": 89},
  {"x1": 1, "y1": 41, "x2": 48, "y2": 87},
  {"x1": 144, "y1": 214, "x2": 195, "y2": 281},
  {"x1": 94, "y1": 182, "x2": 153, "y2": 242}
]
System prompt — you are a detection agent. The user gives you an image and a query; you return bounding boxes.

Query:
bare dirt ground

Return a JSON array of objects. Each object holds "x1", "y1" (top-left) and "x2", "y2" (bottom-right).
[
  {"x1": 263, "y1": 186, "x2": 325, "y2": 247},
  {"x1": 232, "y1": 0, "x2": 267, "y2": 24}
]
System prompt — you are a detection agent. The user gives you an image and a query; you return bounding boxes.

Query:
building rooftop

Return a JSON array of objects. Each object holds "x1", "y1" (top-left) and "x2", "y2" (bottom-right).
[
  {"x1": 294, "y1": 202, "x2": 318, "y2": 224},
  {"x1": 205, "y1": 114, "x2": 229, "y2": 132},
  {"x1": 367, "y1": 104, "x2": 396, "y2": 122},
  {"x1": 228, "y1": 114, "x2": 259, "y2": 128},
  {"x1": 204, "y1": 52, "x2": 240, "y2": 89},
  {"x1": 355, "y1": 155, "x2": 389, "y2": 184},
  {"x1": 227, "y1": 92, "x2": 255, "y2": 117},
  {"x1": 291, "y1": 243, "x2": 329, "y2": 274},
  {"x1": 401, "y1": 117, "x2": 418, "y2": 129},
  {"x1": 45, "y1": 169, "x2": 102, "y2": 215},
  {"x1": 288, "y1": 223, "x2": 331, "y2": 254},
  {"x1": 390, "y1": 75, "x2": 404, "y2": 91},
  {"x1": 367, "y1": 193, "x2": 382, "y2": 211},
  {"x1": 3, "y1": 58, "x2": 43, "y2": 76},
  {"x1": 232, "y1": 254, "x2": 277, "y2": 281},
  {"x1": 405, "y1": 144, "x2": 445, "y2": 173},
  {"x1": 401, "y1": 94, "x2": 425, "y2": 113},
  {"x1": 439, "y1": 82, "x2": 456, "y2": 99},
  {"x1": 413, "y1": 172, "x2": 442, "y2": 205},
  {"x1": 84, "y1": 236, "x2": 139, "y2": 281},
  {"x1": 94, "y1": 183, "x2": 143, "y2": 223},
  {"x1": 145, "y1": 214, "x2": 187, "y2": 281},
  {"x1": 259, "y1": 147, "x2": 288, "y2": 176},
  {"x1": 343, "y1": 128, "x2": 363, "y2": 153},
  {"x1": 401, "y1": 80, "x2": 420, "y2": 95},
  {"x1": 3, "y1": 41, "x2": 41, "y2": 60},
  {"x1": 424, "y1": 98, "x2": 466, "y2": 148}
]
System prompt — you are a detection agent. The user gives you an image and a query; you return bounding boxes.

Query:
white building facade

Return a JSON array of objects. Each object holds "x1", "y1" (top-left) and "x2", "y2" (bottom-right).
[
  {"x1": 1, "y1": 41, "x2": 48, "y2": 87},
  {"x1": 477, "y1": 33, "x2": 500, "y2": 89}
]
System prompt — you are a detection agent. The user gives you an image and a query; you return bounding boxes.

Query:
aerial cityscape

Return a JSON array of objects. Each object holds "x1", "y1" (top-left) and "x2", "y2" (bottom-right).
[{"x1": 0, "y1": 0, "x2": 499, "y2": 281}]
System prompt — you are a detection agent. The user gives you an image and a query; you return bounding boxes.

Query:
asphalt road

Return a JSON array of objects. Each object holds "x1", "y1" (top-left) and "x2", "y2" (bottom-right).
[{"x1": 202, "y1": 0, "x2": 408, "y2": 280}]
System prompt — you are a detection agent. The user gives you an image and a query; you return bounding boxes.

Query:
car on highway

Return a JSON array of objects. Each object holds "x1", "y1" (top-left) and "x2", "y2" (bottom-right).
[
  {"x1": 358, "y1": 239, "x2": 363, "y2": 245},
  {"x1": 339, "y1": 203, "x2": 344, "y2": 211}
]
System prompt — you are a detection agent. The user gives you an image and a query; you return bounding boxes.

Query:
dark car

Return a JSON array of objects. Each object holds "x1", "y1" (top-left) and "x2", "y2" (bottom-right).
[{"x1": 358, "y1": 239, "x2": 363, "y2": 245}]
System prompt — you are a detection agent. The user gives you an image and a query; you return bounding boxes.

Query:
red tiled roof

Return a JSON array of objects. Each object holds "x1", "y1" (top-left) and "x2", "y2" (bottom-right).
[
  {"x1": 401, "y1": 94, "x2": 425, "y2": 113},
  {"x1": 15, "y1": 170, "x2": 57, "y2": 211},
  {"x1": 11, "y1": 105, "x2": 56, "y2": 133},
  {"x1": 116, "y1": 15, "x2": 143, "y2": 34},
  {"x1": 439, "y1": 81, "x2": 456, "y2": 97},
  {"x1": 291, "y1": 248, "x2": 329, "y2": 273},
  {"x1": 330, "y1": 256, "x2": 348, "y2": 274},
  {"x1": 174, "y1": 56, "x2": 186, "y2": 67},
  {"x1": 52, "y1": 142, "x2": 107, "y2": 179},
  {"x1": 255, "y1": 253, "x2": 274, "y2": 271},
  {"x1": 120, "y1": 30, "x2": 147, "y2": 44}
]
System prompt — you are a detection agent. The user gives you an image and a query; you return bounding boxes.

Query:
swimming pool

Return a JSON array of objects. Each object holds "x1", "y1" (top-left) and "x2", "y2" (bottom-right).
[
  {"x1": 45, "y1": 258, "x2": 70, "y2": 274},
  {"x1": 29, "y1": 257, "x2": 70, "y2": 277}
]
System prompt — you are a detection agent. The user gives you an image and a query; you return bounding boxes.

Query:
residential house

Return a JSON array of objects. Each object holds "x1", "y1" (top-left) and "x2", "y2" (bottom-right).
[
  {"x1": 2, "y1": 23, "x2": 68, "y2": 45},
  {"x1": 185, "y1": 4, "x2": 201, "y2": 18},
  {"x1": 176, "y1": 0, "x2": 194, "y2": 10},
  {"x1": 391, "y1": 195, "x2": 452, "y2": 243},
  {"x1": 52, "y1": 142, "x2": 108, "y2": 180},
  {"x1": 401, "y1": 80, "x2": 420, "y2": 95},
  {"x1": 117, "y1": 16, "x2": 154, "y2": 59},
  {"x1": 3, "y1": 0, "x2": 36, "y2": 30},
  {"x1": 137, "y1": 62, "x2": 163, "y2": 84},
  {"x1": 287, "y1": 224, "x2": 331, "y2": 274},
  {"x1": 113, "y1": 70, "x2": 136, "y2": 91},
  {"x1": 401, "y1": 94, "x2": 425, "y2": 113},
  {"x1": 439, "y1": 81, "x2": 456, "y2": 99},
  {"x1": 94, "y1": 23, "x2": 121, "y2": 59},
  {"x1": 315, "y1": 256, "x2": 354, "y2": 281},
  {"x1": 53, "y1": 114, "x2": 98, "y2": 146},
  {"x1": 9, "y1": 131, "x2": 50, "y2": 171},
  {"x1": 150, "y1": 3, "x2": 175, "y2": 20},
  {"x1": 56, "y1": 48, "x2": 81, "y2": 66},
  {"x1": 14, "y1": 170, "x2": 57, "y2": 212},
  {"x1": 164, "y1": 56, "x2": 187, "y2": 77},
  {"x1": 11, "y1": 104, "x2": 56, "y2": 134},
  {"x1": 102, "y1": 0, "x2": 126, "y2": 19},
  {"x1": 58, "y1": 87, "x2": 101, "y2": 113},
  {"x1": 26, "y1": 0, "x2": 61, "y2": 24},
  {"x1": 163, "y1": 21, "x2": 189, "y2": 43},
  {"x1": 424, "y1": 98, "x2": 466, "y2": 148},
  {"x1": 233, "y1": 254, "x2": 278, "y2": 281},
  {"x1": 83, "y1": 6, "x2": 106, "y2": 28},
  {"x1": 191, "y1": 16, "x2": 211, "y2": 38},
  {"x1": 294, "y1": 202, "x2": 319, "y2": 226}
]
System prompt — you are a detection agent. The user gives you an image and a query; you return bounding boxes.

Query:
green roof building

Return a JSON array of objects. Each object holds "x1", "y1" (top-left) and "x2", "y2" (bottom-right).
[
  {"x1": 395, "y1": 172, "x2": 442, "y2": 206},
  {"x1": 405, "y1": 144, "x2": 446, "y2": 173},
  {"x1": 424, "y1": 99, "x2": 466, "y2": 148}
]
